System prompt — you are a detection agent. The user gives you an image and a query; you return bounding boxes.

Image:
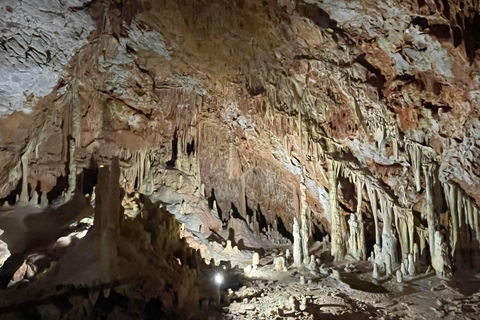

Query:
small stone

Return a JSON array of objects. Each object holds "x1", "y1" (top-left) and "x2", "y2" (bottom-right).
[{"x1": 300, "y1": 276, "x2": 305, "y2": 284}]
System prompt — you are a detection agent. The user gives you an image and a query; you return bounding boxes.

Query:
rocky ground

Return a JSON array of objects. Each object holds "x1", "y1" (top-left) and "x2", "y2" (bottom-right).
[{"x1": 211, "y1": 249, "x2": 480, "y2": 320}]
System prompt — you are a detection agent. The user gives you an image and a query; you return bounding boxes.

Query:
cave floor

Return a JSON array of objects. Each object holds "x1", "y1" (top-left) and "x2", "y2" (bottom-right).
[{"x1": 213, "y1": 250, "x2": 480, "y2": 320}]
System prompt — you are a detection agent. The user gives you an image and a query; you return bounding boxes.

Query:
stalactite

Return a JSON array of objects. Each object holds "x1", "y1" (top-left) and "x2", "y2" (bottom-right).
[
  {"x1": 327, "y1": 157, "x2": 345, "y2": 261},
  {"x1": 474, "y1": 206, "x2": 480, "y2": 243},
  {"x1": 239, "y1": 174, "x2": 246, "y2": 220},
  {"x1": 395, "y1": 208, "x2": 408, "y2": 258},
  {"x1": 406, "y1": 142, "x2": 422, "y2": 192},
  {"x1": 443, "y1": 183, "x2": 458, "y2": 257},
  {"x1": 366, "y1": 179, "x2": 380, "y2": 246},
  {"x1": 356, "y1": 177, "x2": 366, "y2": 260},
  {"x1": 423, "y1": 163, "x2": 437, "y2": 265},
  {"x1": 392, "y1": 138, "x2": 398, "y2": 159}
]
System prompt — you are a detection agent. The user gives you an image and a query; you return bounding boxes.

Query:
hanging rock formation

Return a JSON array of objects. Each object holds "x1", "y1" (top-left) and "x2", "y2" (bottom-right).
[{"x1": 1, "y1": 0, "x2": 480, "y2": 305}]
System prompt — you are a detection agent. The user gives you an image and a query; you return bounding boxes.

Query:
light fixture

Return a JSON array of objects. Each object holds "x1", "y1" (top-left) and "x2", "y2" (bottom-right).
[{"x1": 214, "y1": 273, "x2": 224, "y2": 285}]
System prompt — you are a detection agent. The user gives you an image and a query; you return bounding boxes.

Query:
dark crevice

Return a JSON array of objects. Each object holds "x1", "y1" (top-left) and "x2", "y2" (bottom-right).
[
  {"x1": 276, "y1": 215, "x2": 293, "y2": 242},
  {"x1": 452, "y1": 25, "x2": 462, "y2": 47},
  {"x1": 424, "y1": 101, "x2": 452, "y2": 117},
  {"x1": 429, "y1": 24, "x2": 451, "y2": 41},
  {"x1": 411, "y1": 16, "x2": 429, "y2": 30},
  {"x1": 186, "y1": 139, "x2": 195, "y2": 156},
  {"x1": 355, "y1": 54, "x2": 387, "y2": 92},
  {"x1": 295, "y1": 1, "x2": 337, "y2": 29},
  {"x1": 166, "y1": 129, "x2": 178, "y2": 167},
  {"x1": 464, "y1": 14, "x2": 480, "y2": 62}
]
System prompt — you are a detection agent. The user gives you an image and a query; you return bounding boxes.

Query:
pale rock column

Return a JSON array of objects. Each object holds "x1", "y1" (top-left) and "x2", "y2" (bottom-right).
[
  {"x1": 379, "y1": 191, "x2": 397, "y2": 263},
  {"x1": 431, "y1": 231, "x2": 451, "y2": 277},
  {"x1": 347, "y1": 214, "x2": 360, "y2": 259},
  {"x1": 327, "y1": 158, "x2": 345, "y2": 261},
  {"x1": 443, "y1": 183, "x2": 458, "y2": 257},
  {"x1": 366, "y1": 180, "x2": 380, "y2": 246},
  {"x1": 356, "y1": 177, "x2": 366, "y2": 260},
  {"x1": 300, "y1": 173, "x2": 310, "y2": 260},
  {"x1": 293, "y1": 217, "x2": 302, "y2": 266},
  {"x1": 19, "y1": 152, "x2": 30, "y2": 204}
]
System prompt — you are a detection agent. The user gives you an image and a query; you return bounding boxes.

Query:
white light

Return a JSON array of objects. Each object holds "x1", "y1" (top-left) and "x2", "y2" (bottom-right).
[{"x1": 214, "y1": 273, "x2": 224, "y2": 285}]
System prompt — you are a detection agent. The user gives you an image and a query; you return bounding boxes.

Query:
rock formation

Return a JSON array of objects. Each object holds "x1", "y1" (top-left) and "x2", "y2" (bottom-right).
[{"x1": 1, "y1": 0, "x2": 480, "y2": 317}]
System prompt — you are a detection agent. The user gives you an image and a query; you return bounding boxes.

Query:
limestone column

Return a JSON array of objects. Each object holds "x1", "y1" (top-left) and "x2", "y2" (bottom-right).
[
  {"x1": 327, "y1": 157, "x2": 345, "y2": 261},
  {"x1": 19, "y1": 152, "x2": 30, "y2": 204},
  {"x1": 300, "y1": 172, "x2": 309, "y2": 260},
  {"x1": 443, "y1": 183, "x2": 458, "y2": 257},
  {"x1": 65, "y1": 51, "x2": 83, "y2": 202},
  {"x1": 293, "y1": 217, "x2": 302, "y2": 266},
  {"x1": 379, "y1": 192, "x2": 397, "y2": 263},
  {"x1": 366, "y1": 181, "x2": 380, "y2": 246},
  {"x1": 423, "y1": 164, "x2": 437, "y2": 261},
  {"x1": 19, "y1": 140, "x2": 36, "y2": 204},
  {"x1": 356, "y1": 178, "x2": 366, "y2": 260}
]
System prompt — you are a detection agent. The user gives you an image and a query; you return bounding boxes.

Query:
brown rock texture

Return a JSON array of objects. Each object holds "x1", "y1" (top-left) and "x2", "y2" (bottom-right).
[{"x1": 1, "y1": 0, "x2": 480, "y2": 276}]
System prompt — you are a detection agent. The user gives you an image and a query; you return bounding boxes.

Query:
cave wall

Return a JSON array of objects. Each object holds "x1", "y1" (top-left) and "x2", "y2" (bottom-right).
[{"x1": 1, "y1": 0, "x2": 480, "y2": 266}]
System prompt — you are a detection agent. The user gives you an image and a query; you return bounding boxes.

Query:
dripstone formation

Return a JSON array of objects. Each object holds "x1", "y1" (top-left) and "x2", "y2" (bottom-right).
[{"x1": 1, "y1": 0, "x2": 480, "y2": 318}]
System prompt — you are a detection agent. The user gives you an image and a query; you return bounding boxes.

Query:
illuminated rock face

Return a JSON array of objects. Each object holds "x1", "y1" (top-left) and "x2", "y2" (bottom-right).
[{"x1": 1, "y1": 0, "x2": 480, "y2": 284}]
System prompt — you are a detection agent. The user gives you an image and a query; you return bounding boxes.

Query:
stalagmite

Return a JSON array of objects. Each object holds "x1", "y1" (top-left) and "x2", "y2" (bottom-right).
[
  {"x1": 274, "y1": 257, "x2": 287, "y2": 271},
  {"x1": 327, "y1": 157, "x2": 345, "y2": 261},
  {"x1": 347, "y1": 214, "x2": 360, "y2": 260},
  {"x1": 308, "y1": 254, "x2": 317, "y2": 271},
  {"x1": 372, "y1": 263, "x2": 379, "y2": 279},
  {"x1": 252, "y1": 252, "x2": 260, "y2": 266},
  {"x1": 379, "y1": 190, "x2": 397, "y2": 263},
  {"x1": 413, "y1": 243, "x2": 419, "y2": 264},
  {"x1": 29, "y1": 191, "x2": 39, "y2": 206},
  {"x1": 432, "y1": 231, "x2": 451, "y2": 277},
  {"x1": 396, "y1": 270, "x2": 403, "y2": 283},
  {"x1": 400, "y1": 262, "x2": 407, "y2": 276},
  {"x1": 385, "y1": 253, "x2": 392, "y2": 277},
  {"x1": 423, "y1": 163, "x2": 449, "y2": 275},
  {"x1": 407, "y1": 253, "x2": 415, "y2": 276},
  {"x1": 293, "y1": 217, "x2": 302, "y2": 266}
]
